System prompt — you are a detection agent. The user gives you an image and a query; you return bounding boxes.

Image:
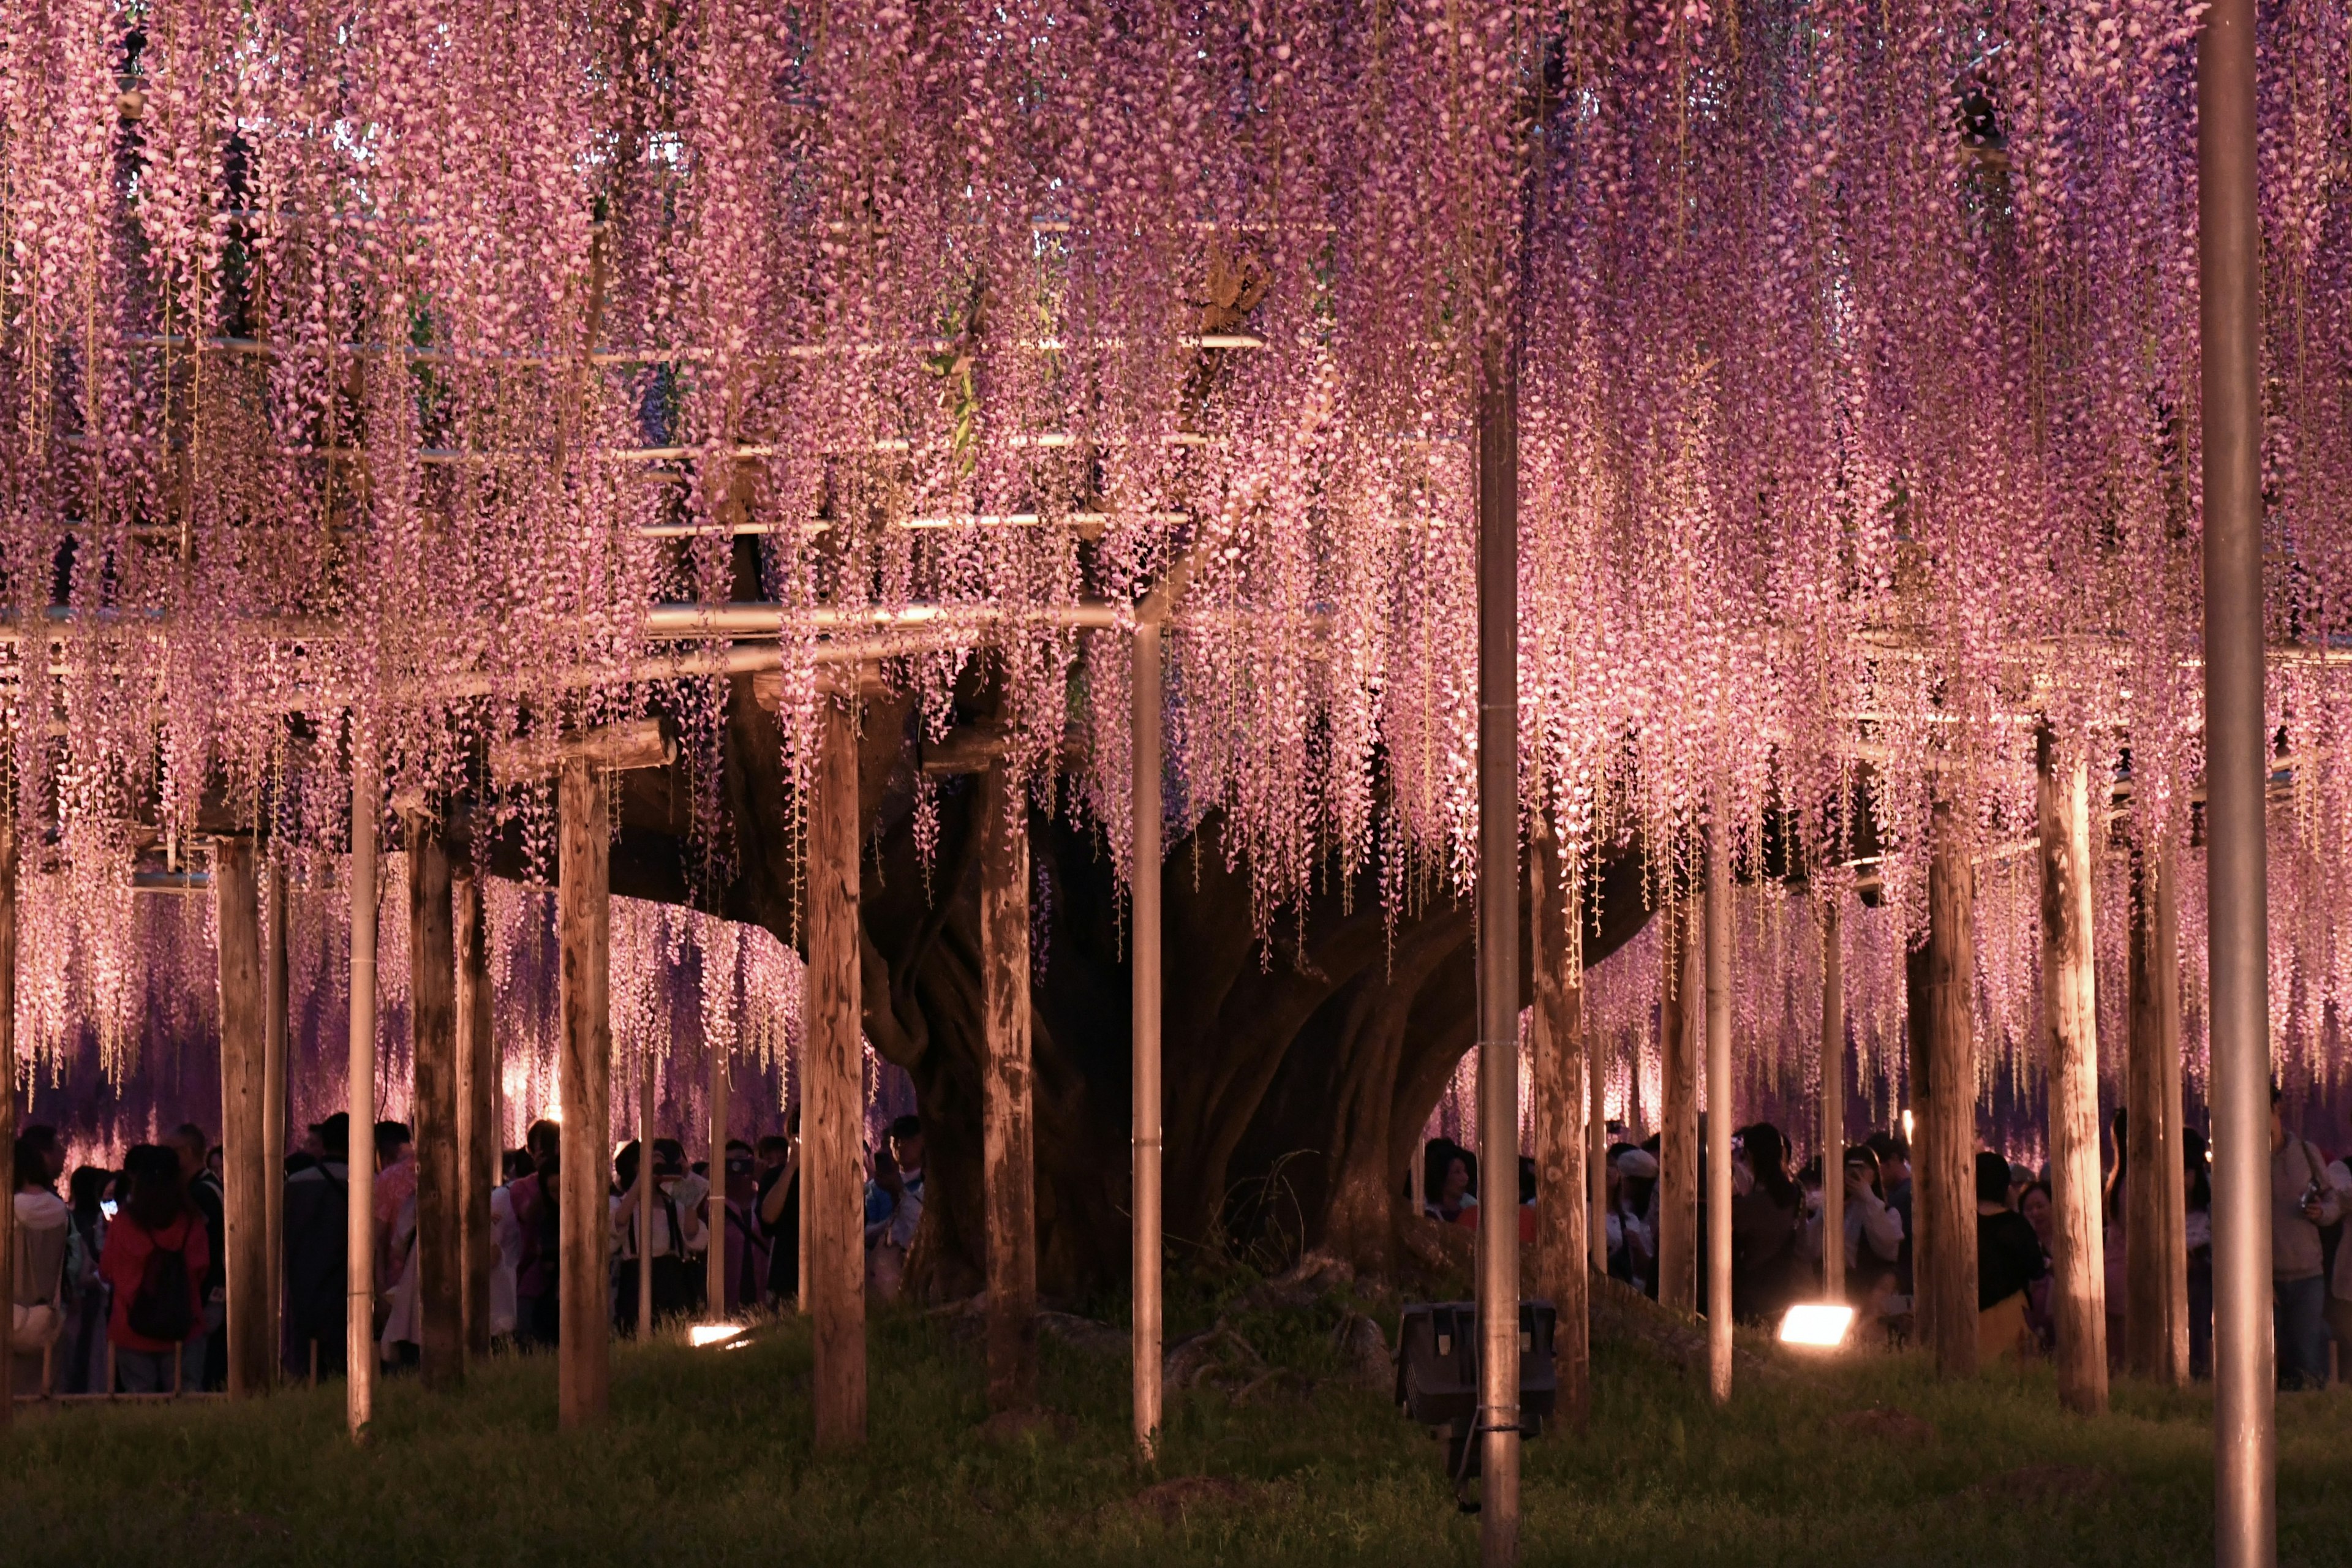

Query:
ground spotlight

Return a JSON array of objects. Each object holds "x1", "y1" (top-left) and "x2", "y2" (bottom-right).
[
  {"x1": 688, "y1": 1322, "x2": 747, "y2": 1349},
  {"x1": 1777, "y1": 1303, "x2": 1855, "y2": 1348}
]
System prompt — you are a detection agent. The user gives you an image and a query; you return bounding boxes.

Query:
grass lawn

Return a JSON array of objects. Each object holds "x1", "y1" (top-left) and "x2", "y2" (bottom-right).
[{"x1": 3, "y1": 1285, "x2": 2348, "y2": 1567}]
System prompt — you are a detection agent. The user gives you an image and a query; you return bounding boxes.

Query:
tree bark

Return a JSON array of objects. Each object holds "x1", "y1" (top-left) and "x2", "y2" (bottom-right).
[
  {"x1": 1528, "y1": 823, "x2": 1587, "y2": 1431},
  {"x1": 979, "y1": 764, "x2": 1037, "y2": 1412},
  {"x1": 558, "y1": 757, "x2": 612, "y2": 1428},
  {"x1": 409, "y1": 818, "x2": 463, "y2": 1390},
  {"x1": 1920, "y1": 799, "x2": 1979, "y2": 1378},
  {"x1": 456, "y1": 870, "x2": 497, "y2": 1360},
  {"x1": 214, "y1": 837, "x2": 272, "y2": 1398},
  {"x1": 2127, "y1": 829, "x2": 2190, "y2": 1385},
  {"x1": 807, "y1": 697, "x2": 867, "y2": 1447},
  {"x1": 1658, "y1": 897, "x2": 1698, "y2": 1316},
  {"x1": 2038, "y1": 731, "x2": 2108, "y2": 1412}
]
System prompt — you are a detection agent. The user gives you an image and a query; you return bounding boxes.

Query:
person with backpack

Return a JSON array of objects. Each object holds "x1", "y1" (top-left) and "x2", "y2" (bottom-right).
[{"x1": 98, "y1": 1145, "x2": 211, "y2": 1393}]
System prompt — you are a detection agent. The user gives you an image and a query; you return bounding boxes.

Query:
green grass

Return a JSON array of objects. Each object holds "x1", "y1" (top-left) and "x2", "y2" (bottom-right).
[{"x1": 3, "y1": 1291, "x2": 2348, "y2": 1567}]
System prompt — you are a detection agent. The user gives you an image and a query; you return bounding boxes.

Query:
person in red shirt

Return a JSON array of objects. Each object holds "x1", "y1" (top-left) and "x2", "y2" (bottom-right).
[{"x1": 99, "y1": 1145, "x2": 211, "y2": 1393}]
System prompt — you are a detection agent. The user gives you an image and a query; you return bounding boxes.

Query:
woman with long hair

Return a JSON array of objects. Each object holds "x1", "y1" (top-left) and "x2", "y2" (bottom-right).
[
  {"x1": 97, "y1": 1145, "x2": 210, "y2": 1393},
  {"x1": 1730, "y1": 1123, "x2": 1809, "y2": 1325}
]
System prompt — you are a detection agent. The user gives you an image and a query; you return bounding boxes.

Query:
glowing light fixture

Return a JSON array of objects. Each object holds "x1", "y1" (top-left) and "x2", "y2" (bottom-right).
[
  {"x1": 1901, "y1": 1109, "x2": 1913, "y2": 1144},
  {"x1": 688, "y1": 1322, "x2": 747, "y2": 1349},
  {"x1": 1778, "y1": 1303, "x2": 1856, "y2": 1349}
]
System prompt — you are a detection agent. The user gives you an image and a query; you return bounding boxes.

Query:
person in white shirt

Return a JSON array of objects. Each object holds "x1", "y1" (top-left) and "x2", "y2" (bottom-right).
[
  {"x1": 11, "y1": 1133, "x2": 74, "y2": 1395},
  {"x1": 611, "y1": 1139, "x2": 709, "y2": 1326}
]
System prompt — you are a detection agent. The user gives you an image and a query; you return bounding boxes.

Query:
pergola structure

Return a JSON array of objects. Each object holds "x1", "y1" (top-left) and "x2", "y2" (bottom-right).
[{"x1": 1, "y1": 4, "x2": 2346, "y2": 1564}]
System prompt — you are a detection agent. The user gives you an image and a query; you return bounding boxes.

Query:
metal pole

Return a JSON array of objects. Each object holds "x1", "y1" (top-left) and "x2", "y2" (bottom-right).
[
  {"x1": 2200, "y1": 0, "x2": 2275, "y2": 1558},
  {"x1": 1589, "y1": 1025, "x2": 1608, "y2": 1276},
  {"x1": 1704, "y1": 818, "x2": 1733, "y2": 1405},
  {"x1": 0, "y1": 816, "x2": 17, "y2": 1430},
  {"x1": 1474, "y1": 330, "x2": 1521, "y2": 1567},
  {"x1": 709, "y1": 1031, "x2": 729, "y2": 1317},
  {"x1": 265, "y1": 861, "x2": 290, "y2": 1385},
  {"x1": 1131, "y1": 617, "x2": 1164, "y2": 1461},
  {"x1": 347, "y1": 755, "x2": 379, "y2": 1440},
  {"x1": 1820, "y1": 893, "x2": 1844, "y2": 1303},
  {"x1": 637, "y1": 1047, "x2": 655, "y2": 1341}
]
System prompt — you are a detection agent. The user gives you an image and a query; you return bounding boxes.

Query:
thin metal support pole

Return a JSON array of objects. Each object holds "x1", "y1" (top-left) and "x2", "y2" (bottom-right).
[
  {"x1": 1474, "y1": 329, "x2": 1521, "y2": 1568},
  {"x1": 1704, "y1": 818, "x2": 1733, "y2": 1405},
  {"x1": 1131, "y1": 617, "x2": 1164, "y2": 1461},
  {"x1": 347, "y1": 756, "x2": 380, "y2": 1440},
  {"x1": 1820, "y1": 894, "x2": 1845, "y2": 1303},
  {"x1": 2200, "y1": 1, "x2": 2275, "y2": 1559}
]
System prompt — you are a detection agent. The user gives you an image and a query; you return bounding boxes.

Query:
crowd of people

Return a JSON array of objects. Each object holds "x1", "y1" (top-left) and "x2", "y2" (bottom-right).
[
  {"x1": 7, "y1": 1109, "x2": 932, "y2": 1393},
  {"x1": 1419, "y1": 1084, "x2": 2352, "y2": 1388},
  {"x1": 13, "y1": 1085, "x2": 2352, "y2": 1395}
]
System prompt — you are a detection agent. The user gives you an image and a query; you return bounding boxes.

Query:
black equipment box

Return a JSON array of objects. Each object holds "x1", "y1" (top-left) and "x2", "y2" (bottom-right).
[{"x1": 1393, "y1": 1299, "x2": 1556, "y2": 1435}]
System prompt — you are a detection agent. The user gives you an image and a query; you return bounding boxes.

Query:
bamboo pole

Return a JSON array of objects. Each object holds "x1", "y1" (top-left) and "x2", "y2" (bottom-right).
[
  {"x1": 1820, "y1": 894, "x2": 1845, "y2": 1303},
  {"x1": 1131, "y1": 618, "x2": 1164, "y2": 1460},
  {"x1": 709, "y1": 1030, "x2": 730, "y2": 1317},
  {"x1": 2127, "y1": 831, "x2": 2190, "y2": 1385},
  {"x1": 2201, "y1": 1, "x2": 2276, "y2": 1551},
  {"x1": 2037, "y1": 730, "x2": 2108, "y2": 1414},
  {"x1": 807, "y1": 696, "x2": 865, "y2": 1447},
  {"x1": 636, "y1": 1050, "x2": 654, "y2": 1341},
  {"x1": 1658, "y1": 900, "x2": 1697, "y2": 1316},
  {"x1": 1472, "y1": 327, "x2": 1522, "y2": 1568},
  {"x1": 264, "y1": 861, "x2": 289, "y2": 1384},
  {"x1": 981, "y1": 762, "x2": 1038, "y2": 1413},
  {"x1": 557, "y1": 755, "x2": 612, "y2": 1428},
  {"x1": 455, "y1": 871, "x2": 496, "y2": 1360},
  {"x1": 1588, "y1": 1025, "x2": 1608, "y2": 1276},
  {"x1": 1920, "y1": 799, "x2": 1980, "y2": 1379},
  {"x1": 1703, "y1": 822, "x2": 1733, "y2": 1406},
  {"x1": 407, "y1": 815, "x2": 463, "y2": 1390},
  {"x1": 347, "y1": 758, "x2": 380, "y2": 1439},
  {"x1": 0, "y1": 815, "x2": 20, "y2": 1428},
  {"x1": 214, "y1": 837, "x2": 271, "y2": 1397},
  {"x1": 1528, "y1": 822, "x2": 1588, "y2": 1431}
]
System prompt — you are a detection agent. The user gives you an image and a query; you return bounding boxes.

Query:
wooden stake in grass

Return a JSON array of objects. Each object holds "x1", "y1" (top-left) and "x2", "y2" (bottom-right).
[
  {"x1": 1528, "y1": 820, "x2": 1588, "y2": 1431},
  {"x1": 2126, "y1": 829, "x2": 2190, "y2": 1386},
  {"x1": 980, "y1": 761, "x2": 1038, "y2": 1414},
  {"x1": 1657, "y1": 896, "x2": 1697, "y2": 1317},
  {"x1": 558, "y1": 755, "x2": 613, "y2": 1428},
  {"x1": 407, "y1": 811, "x2": 463, "y2": 1391},
  {"x1": 214, "y1": 836, "x2": 272, "y2": 1398},
  {"x1": 456, "y1": 870, "x2": 497, "y2": 1361},
  {"x1": 1919, "y1": 798, "x2": 1979, "y2": 1379},
  {"x1": 807, "y1": 696, "x2": 867, "y2": 1447},
  {"x1": 708, "y1": 1020, "x2": 731, "y2": 1318},
  {"x1": 2038, "y1": 729, "x2": 2108, "y2": 1414}
]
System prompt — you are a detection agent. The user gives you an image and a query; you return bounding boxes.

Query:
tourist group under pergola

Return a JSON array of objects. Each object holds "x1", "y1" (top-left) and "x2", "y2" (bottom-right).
[{"x1": 0, "y1": 5, "x2": 2344, "y2": 1567}]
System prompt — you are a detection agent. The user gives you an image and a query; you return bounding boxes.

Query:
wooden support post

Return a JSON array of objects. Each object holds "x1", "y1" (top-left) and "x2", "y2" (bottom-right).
[
  {"x1": 708, "y1": 1028, "x2": 730, "y2": 1317},
  {"x1": 1820, "y1": 894, "x2": 1845, "y2": 1303},
  {"x1": 2127, "y1": 831, "x2": 2190, "y2": 1385},
  {"x1": 1657, "y1": 898, "x2": 1698, "y2": 1316},
  {"x1": 455, "y1": 870, "x2": 496, "y2": 1360},
  {"x1": 806, "y1": 697, "x2": 866, "y2": 1447},
  {"x1": 0, "y1": 815, "x2": 18, "y2": 1428},
  {"x1": 2037, "y1": 731, "x2": 2108, "y2": 1414},
  {"x1": 215, "y1": 837, "x2": 272, "y2": 1398},
  {"x1": 1131, "y1": 619, "x2": 1165, "y2": 1459},
  {"x1": 1703, "y1": 822, "x2": 1733, "y2": 1404},
  {"x1": 980, "y1": 763, "x2": 1038, "y2": 1413},
  {"x1": 557, "y1": 755, "x2": 613, "y2": 1428},
  {"x1": 348, "y1": 759, "x2": 380, "y2": 1439},
  {"x1": 264, "y1": 861, "x2": 290, "y2": 1384},
  {"x1": 1528, "y1": 823, "x2": 1588, "y2": 1431},
  {"x1": 1920, "y1": 799, "x2": 1980, "y2": 1379},
  {"x1": 406, "y1": 814, "x2": 462, "y2": 1390}
]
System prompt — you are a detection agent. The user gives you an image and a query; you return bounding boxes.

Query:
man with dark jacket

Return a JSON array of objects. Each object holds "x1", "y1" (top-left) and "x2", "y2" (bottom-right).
[
  {"x1": 170, "y1": 1123, "x2": 227, "y2": 1389},
  {"x1": 283, "y1": 1114, "x2": 352, "y2": 1381}
]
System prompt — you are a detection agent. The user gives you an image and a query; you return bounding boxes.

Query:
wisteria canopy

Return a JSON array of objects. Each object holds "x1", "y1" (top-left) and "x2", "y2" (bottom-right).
[{"x1": 3, "y1": 1, "x2": 2351, "y2": 1278}]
